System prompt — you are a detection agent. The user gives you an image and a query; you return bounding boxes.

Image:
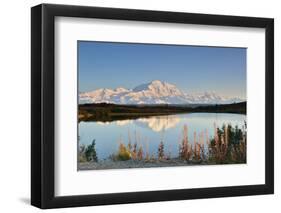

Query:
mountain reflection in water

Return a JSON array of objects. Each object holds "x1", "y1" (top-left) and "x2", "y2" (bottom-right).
[{"x1": 79, "y1": 113, "x2": 246, "y2": 160}]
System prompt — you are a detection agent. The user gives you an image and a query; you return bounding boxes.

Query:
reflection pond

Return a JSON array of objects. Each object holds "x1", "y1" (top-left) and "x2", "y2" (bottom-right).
[{"x1": 79, "y1": 113, "x2": 246, "y2": 160}]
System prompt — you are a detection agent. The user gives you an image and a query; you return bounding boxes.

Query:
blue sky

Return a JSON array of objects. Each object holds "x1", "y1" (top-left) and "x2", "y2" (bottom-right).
[{"x1": 78, "y1": 41, "x2": 246, "y2": 99}]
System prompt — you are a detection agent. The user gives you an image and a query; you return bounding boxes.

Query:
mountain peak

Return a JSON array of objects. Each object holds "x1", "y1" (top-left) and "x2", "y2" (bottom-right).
[
  {"x1": 133, "y1": 80, "x2": 167, "y2": 92},
  {"x1": 133, "y1": 80, "x2": 182, "y2": 96},
  {"x1": 150, "y1": 80, "x2": 163, "y2": 85},
  {"x1": 115, "y1": 87, "x2": 129, "y2": 93}
]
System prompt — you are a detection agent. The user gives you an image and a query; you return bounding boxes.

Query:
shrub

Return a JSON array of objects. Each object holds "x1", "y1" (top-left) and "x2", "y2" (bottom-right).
[
  {"x1": 85, "y1": 140, "x2": 98, "y2": 162},
  {"x1": 158, "y1": 141, "x2": 165, "y2": 160},
  {"x1": 208, "y1": 124, "x2": 246, "y2": 164},
  {"x1": 117, "y1": 143, "x2": 131, "y2": 161}
]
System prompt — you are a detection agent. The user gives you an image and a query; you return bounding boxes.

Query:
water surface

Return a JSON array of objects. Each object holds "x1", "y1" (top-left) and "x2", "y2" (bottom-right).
[{"x1": 79, "y1": 113, "x2": 246, "y2": 160}]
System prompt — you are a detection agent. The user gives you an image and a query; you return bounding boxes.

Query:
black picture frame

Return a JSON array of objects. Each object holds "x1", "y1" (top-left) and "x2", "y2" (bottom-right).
[{"x1": 31, "y1": 3, "x2": 274, "y2": 209}]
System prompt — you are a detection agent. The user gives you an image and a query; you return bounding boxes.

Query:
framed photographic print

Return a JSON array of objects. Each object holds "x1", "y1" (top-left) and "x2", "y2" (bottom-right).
[{"x1": 31, "y1": 3, "x2": 274, "y2": 209}]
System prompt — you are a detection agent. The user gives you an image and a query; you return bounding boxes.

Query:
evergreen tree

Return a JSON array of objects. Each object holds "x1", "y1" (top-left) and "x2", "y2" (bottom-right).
[{"x1": 85, "y1": 139, "x2": 98, "y2": 162}]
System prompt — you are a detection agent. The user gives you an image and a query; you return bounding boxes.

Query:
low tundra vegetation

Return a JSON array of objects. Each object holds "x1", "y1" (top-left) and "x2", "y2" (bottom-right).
[
  {"x1": 79, "y1": 139, "x2": 98, "y2": 162},
  {"x1": 79, "y1": 122, "x2": 247, "y2": 165}
]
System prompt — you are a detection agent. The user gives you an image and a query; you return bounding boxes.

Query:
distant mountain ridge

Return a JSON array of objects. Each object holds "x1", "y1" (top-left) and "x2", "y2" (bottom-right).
[{"x1": 79, "y1": 80, "x2": 244, "y2": 105}]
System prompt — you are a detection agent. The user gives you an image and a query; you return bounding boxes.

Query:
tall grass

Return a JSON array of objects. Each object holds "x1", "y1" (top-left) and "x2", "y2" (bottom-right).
[
  {"x1": 110, "y1": 130, "x2": 145, "y2": 161},
  {"x1": 179, "y1": 125, "x2": 192, "y2": 161},
  {"x1": 158, "y1": 141, "x2": 165, "y2": 160},
  {"x1": 208, "y1": 123, "x2": 246, "y2": 163}
]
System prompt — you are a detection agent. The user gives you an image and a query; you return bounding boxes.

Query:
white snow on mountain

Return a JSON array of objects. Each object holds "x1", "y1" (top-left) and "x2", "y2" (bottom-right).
[{"x1": 79, "y1": 80, "x2": 244, "y2": 105}]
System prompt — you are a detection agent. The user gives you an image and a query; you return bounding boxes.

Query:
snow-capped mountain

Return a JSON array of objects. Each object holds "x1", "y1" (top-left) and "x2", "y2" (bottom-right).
[{"x1": 79, "y1": 80, "x2": 244, "y2": 105}]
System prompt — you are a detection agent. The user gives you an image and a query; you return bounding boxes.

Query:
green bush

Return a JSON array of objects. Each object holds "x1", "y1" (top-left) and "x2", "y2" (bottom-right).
[{"x1": 85, "y1": 140, "x2": 98, "y2": 162}]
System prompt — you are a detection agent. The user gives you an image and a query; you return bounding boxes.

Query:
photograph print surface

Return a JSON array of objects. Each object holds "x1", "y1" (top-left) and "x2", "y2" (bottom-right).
[{"x1": 78, "y1": 41, "x2": 247, "y2": 170}]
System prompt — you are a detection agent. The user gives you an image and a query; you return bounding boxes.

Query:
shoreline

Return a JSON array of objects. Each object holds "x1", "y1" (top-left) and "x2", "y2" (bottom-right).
[
  {"x1": 79, "y1": 102, "x2": 246, "y2": 122},
  {"x1": 78, "y1": 159, "x2": 245, "y2": 171}
]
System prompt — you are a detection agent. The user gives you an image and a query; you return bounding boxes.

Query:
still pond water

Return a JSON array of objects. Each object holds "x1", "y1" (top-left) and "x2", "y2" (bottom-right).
[{"x1": 79, "y1": 113, "x2": 246, "y2": 160}]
